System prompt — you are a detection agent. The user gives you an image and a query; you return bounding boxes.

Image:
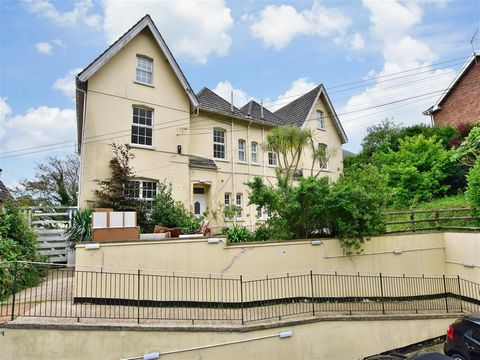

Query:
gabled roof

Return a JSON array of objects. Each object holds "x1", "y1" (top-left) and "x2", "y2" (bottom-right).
[
  {"x1": 424, "y1": 52, "x2": 479, "y2": 115},
  {"x1": 197, "y1": 87, "x2": 246, "y2": 118},
  {"x1": 274, "y1": 86, "x2": 321, "y2": 127},
  {"x1": 274, "y1": 85, "x2": 348, "y2": 143},
  {"x1": 240, "y1": 100, "x2": 285, "y2": 125},
  {"x1": 196, "y1": 88, "x2": 279, "y2": 127},
  {"x1": 77, "y1": 14, "x2": 198, "y2": 108}
]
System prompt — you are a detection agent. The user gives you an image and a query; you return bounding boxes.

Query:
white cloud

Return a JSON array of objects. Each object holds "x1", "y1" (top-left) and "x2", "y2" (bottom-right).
[
  {"x1": 268, "y1": 78, "x2": 317, "y2": 111},
  {"x1": 101, "y1": 0, "x2": 234, "y2": 64},
  {"x1": 24, "y1": 0, "x2": 101, "y2": 28},
  {"x1": 53, "y1": 68, "x2": 83, "y2": 102},
  {"x1": 0, "y1": 98, "x2": 76, "y2": 154},
  {"x1": 350, "y1": 33, "x2": 365, "y2": 50},
  {"x1": 212, "y1": 81, "x2": 255, "y2": 108},
  {"x1": 250, "y1": 2, "x2": 351, "y2": 49},
  {"x1": 340, "y1": 0, "x2": 456, "y2": 151},
  {"x1": 35, "y1": 41, "x2": 52, "y2": 55}
]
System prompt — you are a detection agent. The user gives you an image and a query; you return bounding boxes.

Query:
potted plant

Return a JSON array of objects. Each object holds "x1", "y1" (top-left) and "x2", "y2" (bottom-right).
[{"x1": 64, "y1": 208, "x2": 92, "y2": 266}]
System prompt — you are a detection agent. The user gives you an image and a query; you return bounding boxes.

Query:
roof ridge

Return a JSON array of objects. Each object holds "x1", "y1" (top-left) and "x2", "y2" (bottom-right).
[{"x1": 273, "y1": 84, "x2": 322, "y2": 114}]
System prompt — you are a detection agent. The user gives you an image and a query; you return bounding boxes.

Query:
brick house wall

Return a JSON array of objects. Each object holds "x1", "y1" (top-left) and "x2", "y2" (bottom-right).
[{"x1": 432, "y1": 59, "x2": 480, "y2": 127}]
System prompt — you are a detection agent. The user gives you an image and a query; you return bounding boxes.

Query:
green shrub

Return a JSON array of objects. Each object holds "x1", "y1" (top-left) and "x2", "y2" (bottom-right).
[
  {"x1": 373, "y1": 135, "x2": 454, "y2": 207},
  {"x1": 253, "y1": 223, "x2": 272, "y2": 241},
  {"x1": 466, "y1": 158, "x2": 480, "y2": 214},
  {"x1": 0, "y1": 198, "x2": 46, "y2": 299},
  {"x1": 64, "y1": 208, "x2": 92, "y2": 248},
  {"x1": 247, "y1": 168, "x2": 388, "y2": 253},
  {"x1": 225, "y1": 225, "x2": 252, "y2": 243},
  {"x1": 328, "y1": 164, "x2": 388, "y2": 254}
]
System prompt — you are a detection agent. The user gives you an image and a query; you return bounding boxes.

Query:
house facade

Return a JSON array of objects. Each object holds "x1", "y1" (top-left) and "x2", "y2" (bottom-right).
[
  {"x1": 424, "y1": 52, "x2": 480, "y2": 127},
  {"x1": 76, "y1": 15, "x2": 348, "y2": 231}
]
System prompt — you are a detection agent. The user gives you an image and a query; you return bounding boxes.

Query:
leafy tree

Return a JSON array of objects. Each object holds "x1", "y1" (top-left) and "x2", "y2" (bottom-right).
[
  {"x1": 264, "y1": 126, "x2": 310, "y2": 184},
  {"x1": 453, "y1": 123, "x2": 480, "y2": 167},
  {"x1": 327, "y1": 164, "x2": 387, "y2": 254},
  {"x1": 0, "y1": 198, "x2": 46, "y2": 298},
  {"x1": 466, "y1": 158, "x2": 480, "y2": 214},
  {"x1": 361, "y1": 119, "x2": 402, "y2": 157},
  {"x1": 93, "y1": 144, "x2": 148, "y2": 226},
  {"x1": 373, "y1": 135, "x2": 454, "y2": 207},
  {"x1": 13, "y1": 154, "x2": 79, "y2": 206},
  {"x1": 247, "y1": 170, "x2": 388, "y2": 253}
]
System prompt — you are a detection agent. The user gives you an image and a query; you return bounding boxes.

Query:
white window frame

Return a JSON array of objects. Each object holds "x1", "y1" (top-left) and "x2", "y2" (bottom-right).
[
  {"x1": 131, "y1": 106, "x2": 153, "y2": 147},
  {"x1": 213, "y1": 128, "x2": 226, "y2": 160},
  {"x1": 251, "y1": 142, "x2": 258, "y2": 164},
  {"x1": 224, "y1": 193, "x2": 232, "y2": 220},
  {"x1": 125, "y1": 180, "x2": 157, "y2": 208},
  {"x1": 238, "y1": 139, "x2": 246, "y2": 163},
  {"x1": 236, "y1": 193, "x2": 243, "y2": 220},
  {"x1": 268, "y1": 152, "x2": 278, "y2": 166},
  {"x1": 318, "y1": 144, "x2": 328, "y2": 169},
  {"x1": 136, "y1": 56, "x2": 153, "y2": 85},
  {"x1": 316, "y1": 110, "x2": 325, "y2": 129},
  {"x1": 256, "y1": 206, "x2": 263, "y2": 219}
]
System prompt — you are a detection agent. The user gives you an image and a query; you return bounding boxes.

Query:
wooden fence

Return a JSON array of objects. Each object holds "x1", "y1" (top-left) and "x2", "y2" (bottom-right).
[
  {"x1": 23, "y1": 207, "x2": 77, "y2": 264},
  {"x1": 383, "y1": 208, "x2": 480, "y2": 233}
]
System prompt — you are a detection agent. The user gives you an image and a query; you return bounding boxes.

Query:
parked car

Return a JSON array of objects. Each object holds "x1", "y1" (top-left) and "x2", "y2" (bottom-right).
[
  {"x1": 365, "y1": 353, "x2": 451, "y2": 359},
  {"x1": 444, "y1": 313, "x2": 480, "y2": 360}
]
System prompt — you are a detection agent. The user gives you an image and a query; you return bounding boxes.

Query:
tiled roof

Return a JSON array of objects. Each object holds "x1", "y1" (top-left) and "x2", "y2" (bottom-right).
[
  {"x1": 188, "y1": 155, "x2": 218, "y2": 170},
  {"x1": 197, "y1": 87, "x2": 246, "y2": 118},
  {"x1": 273, "y1": 85, "x2": 322, "y2": 127},
  {"x1": 0, "y1": 180, "x2": 10, "y2": 203},
  {"x1": 240, "y1": 100, "x2": 285, "y2": 125}
]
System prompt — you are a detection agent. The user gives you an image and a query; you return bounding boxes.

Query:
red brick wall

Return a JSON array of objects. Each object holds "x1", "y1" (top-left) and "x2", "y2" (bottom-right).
[{"x1": 433, "y1": 60, "x2": 480, "y2": 127}]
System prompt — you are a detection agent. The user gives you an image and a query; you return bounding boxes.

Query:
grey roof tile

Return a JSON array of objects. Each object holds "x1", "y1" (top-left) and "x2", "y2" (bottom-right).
[
  {"x1": 273, "y1": 85, "x2": 322, "y2": 127},
  {"x1": 189, "y1": 155, "x2": 218, "y2": 170},
  {"x1": 240, "y1": 100, "x2": 285, "y2": 125},
  {"x1": 197, "y1": 87, "x2": 246, "y2": 118}
]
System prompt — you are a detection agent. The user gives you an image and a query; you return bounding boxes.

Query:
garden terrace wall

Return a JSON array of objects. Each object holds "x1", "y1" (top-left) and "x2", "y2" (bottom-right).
[{"x1": 76, "y1": 232, "x2": 479, "y2": 281}]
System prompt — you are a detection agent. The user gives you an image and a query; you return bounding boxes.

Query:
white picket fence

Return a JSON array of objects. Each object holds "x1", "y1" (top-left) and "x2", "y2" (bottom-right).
[{"x1": 23, "y1": 207, "x2": 77, "y2": 264}]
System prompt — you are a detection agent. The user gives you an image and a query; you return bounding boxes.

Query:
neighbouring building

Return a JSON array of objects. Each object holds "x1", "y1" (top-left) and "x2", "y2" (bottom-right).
[
  {"x1": 424, "y1": 52, "x2": 480, "y2": 127},
  {"x1": 76, "y1": 15, "x2": 348, "y2": 231},
  {"x1": 0, "y1": 169, "x2": 10, "y2": 206}
]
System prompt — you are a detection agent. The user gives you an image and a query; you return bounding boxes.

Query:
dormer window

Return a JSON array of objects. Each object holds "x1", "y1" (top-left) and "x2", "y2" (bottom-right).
[{"x1": 136, "y1": 56, "x2": 153, "y2": 85}]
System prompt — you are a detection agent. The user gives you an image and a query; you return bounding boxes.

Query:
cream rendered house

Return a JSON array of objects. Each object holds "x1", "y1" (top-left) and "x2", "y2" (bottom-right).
[{"x1": 76, "y1": 15, "x2": 348, "y2": 231}]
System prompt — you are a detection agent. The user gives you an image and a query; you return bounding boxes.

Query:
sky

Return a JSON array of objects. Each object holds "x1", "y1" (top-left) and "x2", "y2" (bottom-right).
[{"x1": 0, "y1": 0, "x2": 479, "y2": 189}]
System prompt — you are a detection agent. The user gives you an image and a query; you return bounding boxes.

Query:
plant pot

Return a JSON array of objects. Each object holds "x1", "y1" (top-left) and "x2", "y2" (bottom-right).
[{"x1": 67, "y1": 248, "x2": 76, "y2": 267}]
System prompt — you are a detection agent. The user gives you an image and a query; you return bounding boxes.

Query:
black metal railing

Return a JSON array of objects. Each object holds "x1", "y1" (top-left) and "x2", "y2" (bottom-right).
[{"x1": 1, "y1": 262, "x2": 479, "y2": 325}]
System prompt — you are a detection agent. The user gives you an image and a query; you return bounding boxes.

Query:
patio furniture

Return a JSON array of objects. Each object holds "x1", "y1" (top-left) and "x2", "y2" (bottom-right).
[{"x1": 195, "y1": 220, "x2": 211, "y2": 237}]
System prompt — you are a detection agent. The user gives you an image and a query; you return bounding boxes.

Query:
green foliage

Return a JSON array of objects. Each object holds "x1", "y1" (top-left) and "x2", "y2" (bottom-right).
[
  {"x1": 0, "y1": 198, "x2": 46, "y2": 299},
  {"x1": 12, "y1": 154, "x2": 79, "y2": 206},
  {"x1": 253, "y1": 223, "x2": 273, "y2": 242},
  {"x1": 453, "y1": 123, "x2": 480, "y2": 167},
  {"x1": 466, "y1": 158, "x2": 480, "y2": 214},
  {"x1": 327, "y1": 165, "x2": 387, "y2": 254},
  {"x1": 64, "y1": 209, "x2": 92, "y2": 249},
  {"x1": 373, "y1": 135, "x2": 454, "y2": 207},
  {"x1": 264, "y1": 126, "x2": 310, "y2": 184},
  {"x1": 225, "y1": 225, "x2": 252, "y2": 243},
  {"x1": 93, "y1": 144, "x2": 148, "y2": 227},
  {"x1": 150, "y1": 180, "x2": 201, "y2": 233},
  {"x1": 247, "y1": 169, "x2": 388, "y2": 253},
  {"x1": 361, "y1": 119, "x2": 402, "y2": 157}
]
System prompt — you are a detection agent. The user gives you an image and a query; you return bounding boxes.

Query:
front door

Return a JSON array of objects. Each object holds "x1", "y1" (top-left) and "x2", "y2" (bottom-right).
[{"x1": 193, "y1": 187, "x2": 206, "y2": 217}]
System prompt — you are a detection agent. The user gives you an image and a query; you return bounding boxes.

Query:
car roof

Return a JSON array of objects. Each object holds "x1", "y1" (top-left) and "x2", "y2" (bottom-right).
[{"x1": 407, "y1": 353, "x2": 451, "y2": 360}]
